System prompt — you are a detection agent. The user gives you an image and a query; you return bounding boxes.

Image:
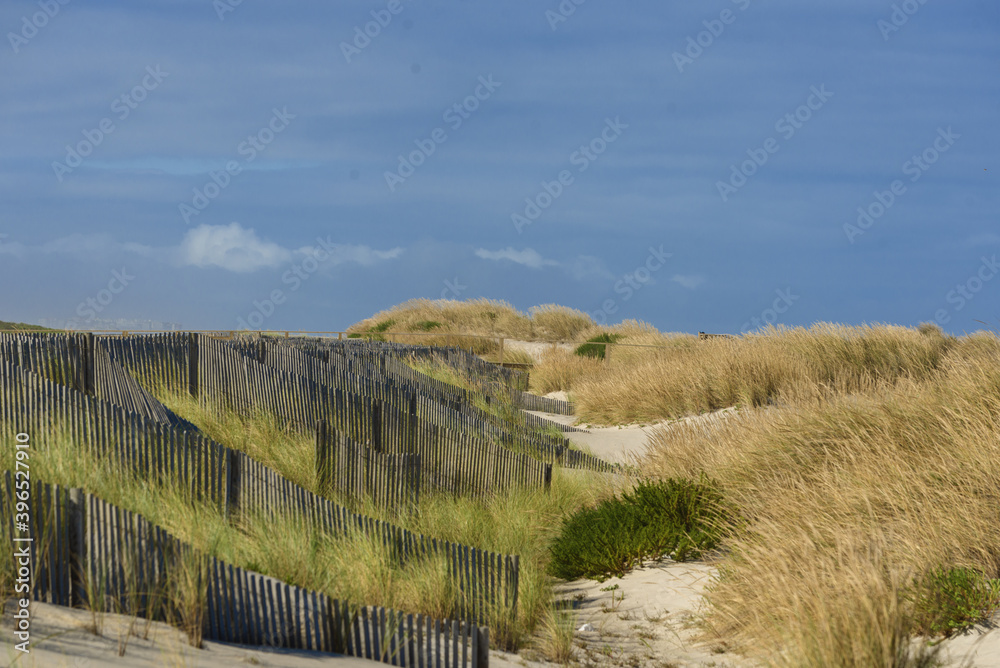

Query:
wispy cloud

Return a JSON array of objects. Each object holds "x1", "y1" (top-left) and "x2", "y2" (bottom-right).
[
  {"x1": 0, "y1": 233, "x2": 153, "y2": 259},
  {"x1": 474, "y1": 246, "x2": 615, "y2": 282},
  {"x1": 297, "y1": 241, "x2": 403, "y2": 266},
  {"x1": 0, "y1": 224, "x2": 404, "y2": 274},
  {"x1": 474, "y1": 247, "x2": 560, "y2": 269}
]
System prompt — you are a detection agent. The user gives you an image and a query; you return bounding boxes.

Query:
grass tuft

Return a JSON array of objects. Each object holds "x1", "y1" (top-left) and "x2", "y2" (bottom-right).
[
  {"x1": 574, "y1": 333, "x2": 622, "y2": 360},
  {"x1": 548, "y1": 478, "x2": 731, "y2": 582}
]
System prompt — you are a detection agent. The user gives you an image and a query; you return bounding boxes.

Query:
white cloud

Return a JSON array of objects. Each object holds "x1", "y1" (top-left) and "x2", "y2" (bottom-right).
[
  {"x1": 0, "y1": 224, "x2": 403, "y2": 274},
  {"x1": 671, "y1": 274, "x2": 704, "y2": 289},
  {"x1": 296, "y1": 241, "x2": 403, "y2": 266},
  {"x1": 178, "y1": 223, "x2": 292, "y2": 272},
  {"x1": 474, "y1": 247, "x2": 559, "y2": 269}
]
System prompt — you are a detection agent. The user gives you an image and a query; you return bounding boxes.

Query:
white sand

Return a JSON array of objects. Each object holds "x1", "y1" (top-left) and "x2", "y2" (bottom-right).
[
  {"x1": 490, "y1": 560, "x2": 755, "y2": 668},
  {"x1": 933, "y1": 616, "x2": 1000, "y2": 666},
  {"x1": 503, "y1": 340, "x2": 574, "y2": 363},
  {"x1": 0, "y1": 599, "x2": 382, "y2": 667},
  {"x1": 527, "y1": 407, "x2": 737, "y2": 465}
]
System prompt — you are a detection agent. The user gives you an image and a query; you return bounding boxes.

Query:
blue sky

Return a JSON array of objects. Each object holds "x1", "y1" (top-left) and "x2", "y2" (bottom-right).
[{"x1": 1, "y1": 0, "x2": 997, "y2": 334}]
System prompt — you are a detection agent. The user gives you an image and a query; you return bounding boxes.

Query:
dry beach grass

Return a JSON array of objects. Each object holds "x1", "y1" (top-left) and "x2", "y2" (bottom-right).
[{"x1": 637, "y1": 331, "x2": 1000, "y2": 666}]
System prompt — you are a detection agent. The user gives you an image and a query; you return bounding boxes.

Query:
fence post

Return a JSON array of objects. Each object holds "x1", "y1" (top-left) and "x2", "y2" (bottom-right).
[
  {"x1": 543, "y1": 464, "x2": 552, "y2": 491},
  {"x1": 370, "y1": 399, "x2": 382, "y2": 452},
  {"x1": 477, "y1": 626, "x2": 490, "y2": 667},
  {"x1": 67, "y1": 488, "x2": 86, "y2": 607},
  {"x1": 316, "y1": 420, "x2": 330, "y2": 495},
  {"x1": 82, "y1": 333, "x2": 96, "y2": 396},
  {"x1": 225, "y1": 449, "x2": 241, "y2": 520},
  {"x1": 188, "y1": 333, "x2": 199, "y2": 399},
  {"x1": 407, "y1": 393, "x2": 417, "y2": 452}
]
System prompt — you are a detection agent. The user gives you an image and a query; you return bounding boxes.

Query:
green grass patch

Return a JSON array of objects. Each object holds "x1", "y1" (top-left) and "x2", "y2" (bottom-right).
[
  {"x1": 574, "y1": 333, "x2": 621, "y2": 360},
  {"x1": 908, "y1": 566, "x2": 1000, "y2": 637},
  {"x1": 0, "y1": 320, "x2": 54, "y2": 331},
  {"x1": 548, "y1": 477, "x2": 732, "y2": 581},
  {"x1": 414, "y1": 320, "x2": 443, "y2": 331}
]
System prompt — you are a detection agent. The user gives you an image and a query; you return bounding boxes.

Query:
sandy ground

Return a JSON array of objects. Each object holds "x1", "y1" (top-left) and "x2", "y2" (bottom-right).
[
  {"x1": 528, "y1": 407, "x2": 737, "y2": 465},
  {"x1": 505, "y1": 340, "x2": 575, "y2": 363},
  {"x1": 553, "y1": 559, "x2": 751, "y2": 668},
  {"x1": 0, "y1": 599, "x2": 384, "y2": 667},
  {"x1": 490, "y1": 559, "x2": 755, "y2": 668},
  {"x1": 935, "y1": 616, "x2": 1000, "y2": 666}
]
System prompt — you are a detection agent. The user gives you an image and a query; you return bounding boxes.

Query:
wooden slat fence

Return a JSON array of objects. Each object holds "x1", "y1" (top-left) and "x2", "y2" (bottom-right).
[
  {"x1": 0, "y1": 332, "x2": 184, "y2": 428},
  {"x1": 374, "y1": 417, "x2": 553, "y2": 498},
  {"x1": 0, "y1": 331, "x2": 88, "y2": 393},
  {"x1": 513, "y1": 391, "x2": 575, "y2": 416},
  {"x1": 315, "y1": 421, "x2": 421, "y2": 509},
  {"x1": 99, "y1": 332, "x2": 191, "y2": 396},
  {"x1": 232, "y1": 449, "x2": 519, "y2": 626},
  {"x1": 0, "y1": 361, "x2": 228, "y2": 507},
  {"x1": 0, "y1": 362, "x2": 519, "y2": 627},
  {"x1": 516, "y1": 407, "x2": 587, "y2": 433},
  {"x1": 220, "y1": 336, "x2": 610, "y2": 475},
  {"x1": 416, "y1": 396, "x2": 617, "y2": 474},
  {"x1": 0, "y1": 473, "x2": 490, "y2": 667},
  {"x1": 92, "y1": 339, "x2": 175, "y2": 426}
]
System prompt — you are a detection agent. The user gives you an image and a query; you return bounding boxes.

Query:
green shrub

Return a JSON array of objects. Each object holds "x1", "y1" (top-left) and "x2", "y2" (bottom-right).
[
  {"x1": 574, "y1": 333, "x2": 621, "y2": 360},
  {"x1": 368, "y1": 319, "x2": 395, "y2": 333},
  {"x1": 415, "y1": 320, "x2": 443, "y2": 331},
  {"x1": 548, "y1": 477, "x2": 731, "y2": 581},
  {"x1": 908, "y1": 566, "x2": 1000, "y2": 637}
]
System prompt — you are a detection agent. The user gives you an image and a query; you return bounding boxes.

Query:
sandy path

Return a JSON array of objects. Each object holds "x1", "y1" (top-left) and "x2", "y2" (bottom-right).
[
  {"x1": 935, "y1": 618, "x2": 1000, "y2": 666},
  {"x1": 528, "y1": 407, "x2": 737, "y2": 465},
  {"x1": 489, "y1": 560, "x2": 754, "y2": 668},
  {"x1": 503, "y1": 340, "x2": 575, "y2": 363}
]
